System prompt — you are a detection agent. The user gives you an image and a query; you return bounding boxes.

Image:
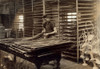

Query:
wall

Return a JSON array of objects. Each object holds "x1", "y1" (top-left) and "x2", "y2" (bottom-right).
[
  {"x1": 97, "y1": 0, "x2": 100, "y2": 35},
  {"x1": 96, "y1": 0, "x2": 100, "y2": 54}
]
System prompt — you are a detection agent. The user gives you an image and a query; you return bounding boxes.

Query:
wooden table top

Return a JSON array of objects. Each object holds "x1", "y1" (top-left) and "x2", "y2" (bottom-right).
[{"x1": 0, "y1": 38, "x2": 69, "y2": 49}]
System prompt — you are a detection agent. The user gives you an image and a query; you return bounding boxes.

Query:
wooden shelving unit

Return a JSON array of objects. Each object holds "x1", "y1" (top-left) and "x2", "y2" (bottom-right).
[
  {"x1": 24, "y1": 0, "x2": 33, "y2": 37},
  {"x1": 76, "y1": 0, "x2": 97, "y2": 62},
  {"x1": 32, "y1": 0, "x2": 43, "y2": 35},
  {"x1": 23, "y1": 0, "x2": 97, "y2": 62}
]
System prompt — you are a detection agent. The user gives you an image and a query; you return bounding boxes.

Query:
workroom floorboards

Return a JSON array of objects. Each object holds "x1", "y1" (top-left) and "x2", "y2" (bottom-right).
[{"x1": 41, "y1": 58, "x2": 92, "y2": 69}]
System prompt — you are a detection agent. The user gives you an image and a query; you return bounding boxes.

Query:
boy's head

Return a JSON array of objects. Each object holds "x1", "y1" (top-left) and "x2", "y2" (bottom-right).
[{"x1": 42, "y1": 15, "x2": 50, "y2": 21}]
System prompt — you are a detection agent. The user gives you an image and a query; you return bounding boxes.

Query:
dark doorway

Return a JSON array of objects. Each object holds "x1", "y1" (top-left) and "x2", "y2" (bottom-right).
[{"x1": 1, "y1": 14, "x2": 10, "y2": 28}]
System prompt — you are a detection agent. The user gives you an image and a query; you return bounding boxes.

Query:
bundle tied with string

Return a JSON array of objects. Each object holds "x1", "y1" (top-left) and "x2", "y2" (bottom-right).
[{"x1": 80, "y1": 34, "x2": 100, "y2": 69}]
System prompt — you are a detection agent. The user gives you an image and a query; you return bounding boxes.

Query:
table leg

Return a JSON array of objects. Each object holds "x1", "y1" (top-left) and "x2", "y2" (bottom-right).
[
  {"x1": 35, "y1": 61, "x2": 42, "y2": 69},
  {"x1": 54, "y1": 53, "x2": 61, "y2": 69},
  {"x1": 14, "y1": 55, "x2": 16, "y2": 62}
]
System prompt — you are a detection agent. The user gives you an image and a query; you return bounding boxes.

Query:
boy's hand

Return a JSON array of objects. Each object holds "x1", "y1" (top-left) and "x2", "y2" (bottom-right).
[{"x1": 44, "y1": 33, "x2": 49, "y2": 36}]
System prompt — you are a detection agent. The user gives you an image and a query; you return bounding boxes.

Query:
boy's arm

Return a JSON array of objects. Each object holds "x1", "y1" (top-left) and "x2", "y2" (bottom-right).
[
  {"x1": 44, "y1": 27, "x2": 57, "y2": 36},
  {"x1": 42, "y1": 28, "x2": 46, "y2": 33}
]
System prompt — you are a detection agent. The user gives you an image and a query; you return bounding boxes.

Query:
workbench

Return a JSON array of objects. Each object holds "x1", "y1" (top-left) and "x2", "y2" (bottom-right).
[{"x1": 0, "y1": 38, "x2": 74, "y2": 69}]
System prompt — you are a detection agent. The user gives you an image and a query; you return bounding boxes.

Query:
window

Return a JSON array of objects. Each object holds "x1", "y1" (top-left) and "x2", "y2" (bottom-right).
[
  {"x1": 18, "y1": 15, "x2": 24, "y2": 30},
  {"x1": 67, "y1": 12, "x2": 77, "y2": 22}
]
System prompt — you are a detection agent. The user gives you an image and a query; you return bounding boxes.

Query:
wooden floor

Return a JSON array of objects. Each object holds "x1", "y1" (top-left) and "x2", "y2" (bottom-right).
[
  {"x1": 40, "y1": 58, "x2": 92, "y2": 69},
  {"x1": 1, "y1": 56, "x2": 93, "y2": 69}
]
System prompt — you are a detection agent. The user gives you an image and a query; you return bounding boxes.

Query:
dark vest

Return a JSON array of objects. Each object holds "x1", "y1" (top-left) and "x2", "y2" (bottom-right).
[{"x1": 43, "y1": 21, "x2": 55, "y2": 33}]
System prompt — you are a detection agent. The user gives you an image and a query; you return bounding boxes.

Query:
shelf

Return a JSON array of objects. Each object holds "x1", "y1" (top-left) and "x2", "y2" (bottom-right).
[{"x1": 78, "y1": 3, "x2": 96, "y2": 5}]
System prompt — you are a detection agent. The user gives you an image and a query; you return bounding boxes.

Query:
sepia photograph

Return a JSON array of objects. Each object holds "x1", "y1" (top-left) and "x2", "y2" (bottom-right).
[{"x1": 0, "y1": 0, "x2": 100, "y2": 69}]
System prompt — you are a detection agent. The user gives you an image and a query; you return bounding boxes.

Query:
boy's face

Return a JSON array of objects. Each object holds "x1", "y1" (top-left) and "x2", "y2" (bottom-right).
[{"x1": 43, "y1": 18, "x2": 50, "y2": 21}]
